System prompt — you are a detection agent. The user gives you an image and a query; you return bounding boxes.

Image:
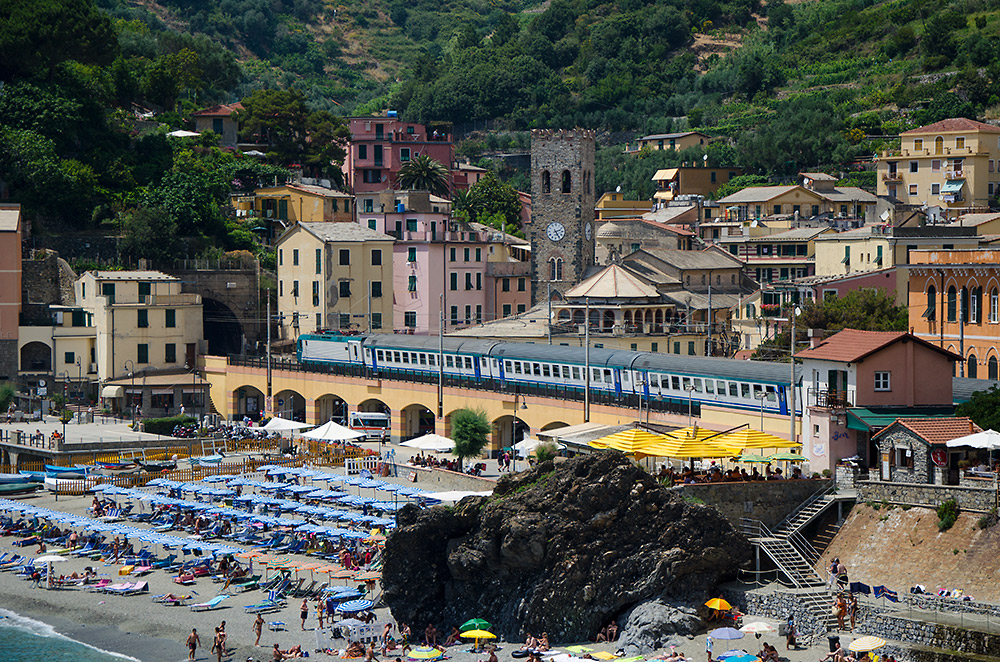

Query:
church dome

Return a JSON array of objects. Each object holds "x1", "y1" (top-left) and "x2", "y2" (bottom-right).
[{"x1": 597, "y1": 221, "x2": 625, "y2": 239}]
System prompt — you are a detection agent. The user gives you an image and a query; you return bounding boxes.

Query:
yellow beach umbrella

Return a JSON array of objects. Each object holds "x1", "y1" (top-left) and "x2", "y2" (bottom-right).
[
  {"x1": 705, "y1": 598, "x2": 732, "y2": 611},
  {"x1": 588, "y1": 428, "x2": 672, "y2": 457},
  {"x1": 460, "y1": 629, "x2": 496, "y2": 649},
  {"x1": 848, "y1": 637, "x2": 886, "y2": 653},
  {"x1": 713, "y1": 428, "x2": 801, "y2": 452},
  {"x1": 645, "y1": 427, "x2": 741, "y2": 460}
]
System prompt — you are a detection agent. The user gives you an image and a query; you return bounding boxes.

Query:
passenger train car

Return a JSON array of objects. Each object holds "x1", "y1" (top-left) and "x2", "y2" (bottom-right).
[{"x1": 298, "y1": 334, "x2": 802, "y2": 416}]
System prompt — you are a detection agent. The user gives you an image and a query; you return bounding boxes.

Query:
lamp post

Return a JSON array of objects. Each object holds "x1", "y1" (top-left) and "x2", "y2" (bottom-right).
[
  {"x1": 512, "y1": 388, "x2": 527, "y2": 472},
  {"x1": 684, "y1": 384, "x2": 696, "y2": 427},
  {"x1": 124, "y1": 360, "x2": 135, "y2": 425},
  {"x1": 637, "y1": 376, "x2": 648, "y2": 425},
  {"x1": 61, "y1": 372, "x2": 70, "y2": 440},
  {"x1": 755, "y1": 391, "x2": 768, "y2": 431},
  {"x1": 75, "y1": 357, "x2": 82, "y2": 409}
]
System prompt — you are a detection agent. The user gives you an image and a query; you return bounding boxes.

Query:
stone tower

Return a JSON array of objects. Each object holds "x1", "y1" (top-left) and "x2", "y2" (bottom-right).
[{"x1": 529, "y1": 129, "x2": 596, "y2": 305}]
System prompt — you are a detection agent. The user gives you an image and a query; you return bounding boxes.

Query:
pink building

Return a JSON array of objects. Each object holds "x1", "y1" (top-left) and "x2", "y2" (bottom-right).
[
  {"x1": 345, "y1": 116, "x2": 454, "y2": 195},
  {"x1": 0, "y1": 204, "x2": 21, "y2": 381}
]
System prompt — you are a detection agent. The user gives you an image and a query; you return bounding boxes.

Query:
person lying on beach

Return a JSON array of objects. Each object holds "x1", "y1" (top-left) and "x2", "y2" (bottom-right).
[
  {"x1": 818, "y1": 642, "x2": 844, "y2": 662},
  {"x1": 759, "y1": 643, "x2": 779, "y2": 662},
  {"x1": 594, "y1": 626, "x2": 609, "y2": 643}
]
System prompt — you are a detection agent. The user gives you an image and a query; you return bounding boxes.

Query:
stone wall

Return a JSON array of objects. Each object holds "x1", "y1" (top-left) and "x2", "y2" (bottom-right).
[
  {"x1": 32, "y1": 235, "x2": 119, "y2": 262},
  {"x1": 390, "y1": 462, "x2": 498, "y2": 493},
  {"x1": 676, "y1": 479, "x2": 832, "y2": 529},
  {"x1": 835, "y1": 463, "x2": 860, "y2": 490},
  {"x1": 877, "y1": 427, "x2": 932, "y2": 484},
  {"x1": 0, "y1": 339, "x2": 16, "y2": 382},
  {"x1": 858, "y1": 480, "x2": 998, "y2": 513},
  {"x1": 726, "y1": 588, "x2": 828, "y2": 637},
  {"x1": 859, "y1": 611, "x2": 1000, "y2": 658}
]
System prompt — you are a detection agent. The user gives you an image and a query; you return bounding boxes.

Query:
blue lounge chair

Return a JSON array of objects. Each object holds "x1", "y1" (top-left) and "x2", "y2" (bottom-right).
[{"x1": 190, "y1": 594, "x2": 230, "y2": 611}]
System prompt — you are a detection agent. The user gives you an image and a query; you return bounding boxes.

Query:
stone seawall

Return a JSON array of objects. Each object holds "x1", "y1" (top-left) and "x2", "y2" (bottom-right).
[
  {"x1": 727, "y1": 588, "x2": 828, "y2": 638},
  {"x1": 676, "y1": 479, "x2": 832, "y2": 529},
  {"x1": 390, "y1": 462, "x2": 498, "y2": 492},
  {"x1": 858, "y1": 480, "x2": 998, "y2": 513}
]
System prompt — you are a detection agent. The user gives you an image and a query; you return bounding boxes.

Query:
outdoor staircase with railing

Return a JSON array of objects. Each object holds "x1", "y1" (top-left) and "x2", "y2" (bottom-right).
[{"x1": 742, "y1": 518, "x2": 825, "y2": 589}]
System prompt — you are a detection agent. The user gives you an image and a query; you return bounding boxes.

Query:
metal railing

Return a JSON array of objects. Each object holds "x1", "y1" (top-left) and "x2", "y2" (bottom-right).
[{"x1": 774, "y1": 482, "x2": 837, "y2": 534}]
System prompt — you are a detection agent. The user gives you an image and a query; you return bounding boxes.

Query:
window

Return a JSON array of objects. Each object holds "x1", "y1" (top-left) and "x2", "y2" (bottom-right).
[
  {"x1": 358, "y1": 144, "x2": 367, "y2": 159},
  {"x1": 450, "y1": 273, "x2": 457, "y2": 291},
  {"x1": 925, "y1": 285, "x2": 936, "y2": 321},
  {"x1": 464, "y1": 305, "x2": 472, "y2": 324},
  {"x1": 407, "y1": 247, "x2": 416, "y2": 262},
  {"x1": 956, "y1": 136, "x2": 965, "y2": 149},
  {"x1": 518, "y1": 278, "x2": 525, "y2": 292},
  {"x1": 502, "y1": 304, "x2": 511, "y2": 317},
  {"x1": 404, "y1": 311, "x2": 416, "y2": 327},
  {"x1": 674, "y1": 342, "x2": 680, "y2": 354},
  {"x1": 913, "y1": 139, "x2": 923, "y2": 151},
  {"x1": 293, "y1": 249, "x2": 299, "y2": 266},
  {"x1": 990, "y1": 356, "x2": 998, "y2": 380},
  {"x1": 137, "y1": 344, "x2": 148, "y2": 364},
  {"x1": 312, "y1": 281, "x2": 320, "y2": 306},
  {"x1": 161, "y1": 309, "x2": 175, "y2": 329},
  {"x1": 335, "y1": 313, "x2": 348, "y2": 329},
  {"x1": 279, "y1": 280, "x2": 283, "y2": 297},
  {"x1": 339, "y1": 249, "x2": 350, "y2": 266},
  {"x1": 449, "y1": 248, "x2": 456, "y2": 262},
  {"x1": 475, "y1": 248, "x2": 482, "y2": 262},
  {"x1": 64, "y1": 351, "x2": 75, "y2": 364},
  {"x1": 363, "y1": 199, "x2": 373, "y2": 213},
  {"x1": 968, "y1": 355, "x2": 978, "y2": 378},
  {"x1": 368, "y1": 219, "x2": 377, "y2": 230},
  {"x1": 138, "y1": 282, "x2": 151, "y2": 299},
  {"x1": 406, "y1": 219, "x2": 417, "y2": 233},
  {"x1": 773, "y1": 205, "x2": 781, "y2": 215},
  {"x1": 408, "y1": 275, "x2": 417, "y2": 292},
  {"x1": 371, "y1": 281, "x2": 382, "y2": 298},
  {"x1": 101, "y1": 282, "x2": 115, "y2": 303},
  {"x1": 465, "y1": 273, "x2": 473, "y2": 290},
  {"x1": 502, "y1": 279, "x2": 510, "y2": 292},
  {"x1": 908, "y1": 184, "x2": 918, "y2": 196},
  {"x1": 400, "y1": 148, "x2": 410, "y2": 162},
  {"x1": 932, "y1": 159, "x2": 941, "y2": 172},
  {"x1": 137, "y1": 309, "x2": 149, "y2": 328},
  {"x1": 710, "y1": 171, "x2": 717, "y2": 183},
  {"x1": 450, "y1": 306, "x2": 458, "y2": 325},
  {"x1": 549, "y1": 258, "x2": 563, "y2": 281},
  {"x1": 476, "y1": 305, "x2": 482, "y2": 324},
  {"x1": 947, "y1": 285, "x2": 957, "y2": 321},
  {"x1": 371, "y1": 249, "x2": 382, "y2": 266},
  {"x1": 165, "y1": 343, "x2": 176, "y2": 363},
  {"x1": 315, "y1": 249, "x2": 322, "y2": 274},
  {"x1": 371, "y1": 313, "x2": 382, "y2": 329},
  {"x1": 561, "y1": 170, "x2": 571, "y2": 193},
  {"x1": 542, "y1": 171, "x2": 551, "y2": 193},
  {"x1": 971, "y1": 286, "x2": 982, "y2": 323},
  {"x1": 517, "y1": 304, "x2": 525, "y2": 313},
  {"x1": 651, "y1": 342, "x2": 658, "y2": 352},
  {"x1": 688, "y1": 341, "x2": 695, "y2": 355},
  {"x1": 476, "y1": 273, "x2": 482, "y2": 290},
  {"x1": 909, "y1": 161, "x2": 918, "y2": 173},
  {"x1": 931, "y1": 183, "x2": 940, "y2": 195},
  {"x1": 464, "y1": 248, "x2": 470, "y2": 262},
  {"x1": 991, "y1": 288, "x2": 999, "y2": 323},
  {"x1": 874, "y1": 371, "x2": 891, "y2": 391},
  {"x1": 292, "y1": 280, "x2": 299, "y2": 297},
  {"x1": 339, "y1": 281, "x2": 351, "y2": 298}
]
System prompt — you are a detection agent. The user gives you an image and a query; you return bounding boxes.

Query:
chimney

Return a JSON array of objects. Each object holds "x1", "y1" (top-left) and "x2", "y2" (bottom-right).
[{"x1": 808, "y1": 328, "x2": 824, "y2": 348}]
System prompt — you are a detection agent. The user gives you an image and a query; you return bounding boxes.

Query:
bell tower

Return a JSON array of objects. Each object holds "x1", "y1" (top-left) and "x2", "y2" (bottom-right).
[{"x1": 529, "y1": 129, "x2": 596, "y2": 305}]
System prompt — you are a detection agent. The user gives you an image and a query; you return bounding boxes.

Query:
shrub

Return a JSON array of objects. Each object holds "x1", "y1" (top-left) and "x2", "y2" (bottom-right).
[
  {"x1": 937, "y1": 498, "x2": 960, "y2": 531},
  {"x1": 534, "y1": 442, "x2": 560, "y2": 464},
  {"x1": 143, "y1": 415, "x2": 198, "y2": 436},
  {"x1": 977, "y1": 508, "x2": 998, "y2": 530},
  {"x1": 0, "y1": 382, "x2": 15, "y2": 412}
]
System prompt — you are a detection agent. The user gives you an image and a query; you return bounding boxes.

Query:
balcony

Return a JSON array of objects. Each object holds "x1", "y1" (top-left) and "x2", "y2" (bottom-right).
[
  {"x1": 807, "y1": 388, "x2": 854, "y2": 409},
  {"x1": 882, "y1": 171, "x2": 902, "y2": 182},
  {"x1": 944, "y1": 170, "x2": 965, "y2": 180}
]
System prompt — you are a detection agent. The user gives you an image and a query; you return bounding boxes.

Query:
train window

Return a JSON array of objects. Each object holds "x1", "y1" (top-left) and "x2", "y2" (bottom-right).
[
  {"x1": 532, "y1": 363, "x2": 540, "y2": 376},
  {"x1": 482, "y1": 357, "x2": 488, "y2": 366},
  {"x1": 505, "y1": 361, "x2": 512, "y2": 372},
  {"x1": 741, "y1": 383, "x2": 751, "y2": 399},
  {"x1": 604, "y1": 369, "x2": 612, "y2": 382},
  {"x1": 705, "y1": 380, "x2": 714, "y2": 394},
  {"x1": 542, "y1": 365, "x2": 551, "y2": 377},
  {"x1": 672, "y1": 376, "x2": 680, "y2": 390},
  {"x1": 401, "y1": 353, "x2": 410, "y2": 364},
  {"x1": 752, "y1": 385, "x2": 762, "y2": 399},
  {"x1": 419, "y1": 354, "x2": 427, "y2": 365},
  {"x1": 717, "y1": 380, "x2": 726, "y2": 394},
  {"x1": 693, "y1": 378, "x2": 703, "y2": 393},
  {"x1": 429, "y1": 355, "x2": 436, "y2": 367},
  {"x1": 512, "y1": 362, "x2": 520, "y2": 374},
  {"x1": 446, "y1": 356, "x2": 454, "y2": 368},
  {"x1": 393, "y1": 351, "x2": 401, "y2": 363},
  {"x1": 465, "y1": 357, "x2": 473, "y2": 369},
  {"x1": 682, "y1": 377, "x2": 691, "y2": 390},
  {"x1": 572, "y1": 367, "x2": 581, "y2": 380},
  {"x1": 563, "y1": 366, "x2": 571, "y2": 379},
  {"x1": 729, "y1": 382, "x2": 738, "y2": 397},
  {"x1": 766, "y1": 385, "x2": 777, "y2": 401},
  {"x1": 376, "y1": 350, "x2": 384, "y2": 361}
]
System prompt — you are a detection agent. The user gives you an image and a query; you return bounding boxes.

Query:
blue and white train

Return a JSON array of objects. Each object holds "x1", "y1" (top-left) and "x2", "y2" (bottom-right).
[{"x1": 298, "y1": 334, "x2": 802, "y2": 416}]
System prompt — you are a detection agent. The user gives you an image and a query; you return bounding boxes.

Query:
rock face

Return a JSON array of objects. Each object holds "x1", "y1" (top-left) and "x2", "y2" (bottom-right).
[
  {"x1": 382, "y1": 453, "x2": 751, "y2": 642},
  {"x1": 617, "y1": 600, "x2": 702, "y2": 655}
]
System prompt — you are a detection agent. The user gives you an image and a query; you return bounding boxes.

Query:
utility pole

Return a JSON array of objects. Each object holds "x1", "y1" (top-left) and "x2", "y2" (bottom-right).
[
  {"x1": 789, "y1": 308, "x2": 798, "y2": 444},
  {"x1": 266, "y1": 288, "x2": 272, "y2": 416},
  {"x1": 959, "y1": 304, "x2": 966, "y2": 377},
  {"x1": 438, "y1": 293, "x2": 444, "y2": 419},
  {"x1": 707, "y1": 276, "x2": 713, "y2": 356},
  {"x1": 584, "y1": 297, "x2": 590, "y2": 423},
  {"x1": 547, "y1": 282, "x2": 552, "y2": 345}
]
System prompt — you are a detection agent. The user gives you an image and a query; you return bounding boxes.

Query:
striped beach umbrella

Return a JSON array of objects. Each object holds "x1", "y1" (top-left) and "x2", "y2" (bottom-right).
[{"x1": 335, "y1": 598, "x2": 374, "y2": 613}]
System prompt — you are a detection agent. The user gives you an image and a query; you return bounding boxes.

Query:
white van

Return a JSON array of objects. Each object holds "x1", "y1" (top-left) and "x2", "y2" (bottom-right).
[{"x1": 348, "y1": 411, "x2": 390, "y2": 441}]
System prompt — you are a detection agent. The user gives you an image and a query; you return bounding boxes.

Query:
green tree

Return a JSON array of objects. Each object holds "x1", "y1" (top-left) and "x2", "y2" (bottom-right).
[
  {"x1": 466, "y1": 171, "x2": 523, "y2": 235},
  {"x1": 0, "y1": 383, "x2": 14, "y2": 413},
  {"x1": 450, "y1": 408, "x2": 490, "y2": 472},
  {"x1": 955, "y1": 386, "x2": 1000, "y2": 431},
  {"x1": 711, "y1": 174, "x2": 772, "y2": 200},
  {"x1": 118, "y1": 207, "x2": 183, "y2": 265},
  {"x1": 397, "y1": 154, "x2": 450, "y2": 196},
  {"x1": 534, "y1": 441, "x2": 560, "y2": 464}
]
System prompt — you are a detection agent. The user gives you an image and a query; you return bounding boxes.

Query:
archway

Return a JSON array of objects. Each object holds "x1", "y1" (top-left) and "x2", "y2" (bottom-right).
[
  {"x1": 493, "y1": 414, "x2": 529, "y2": 455},
  {"x1": 401, "y1": 403, "x2": 435, "y2": 440},
  {"x1": 968, "y1": 355, "x2": 978, "y2": 379},
  {"x1": 234, "y1": 385, "x2": 264, "y2": 421},
  {"x1": 20, "y1": 341, "x2": 51, "y2": 373},
  {"x1": 541, "y1": 421, "x2": 569, "y2": 432},
  {"x1": 602, "y1": 309, "x2": 615, "y2": 331},
  {"x1": 316, "y1": 393, "x2": 348, "y2": 425},
  {"x1": 358, "y1": 398, "x2": 390, "y2": 415},
  {"x1": 203, "y1": 297, "x2": 245, "y2": 356},
  {"x1": 274, "y1": 389, "x2": 305, "y2": 421}
]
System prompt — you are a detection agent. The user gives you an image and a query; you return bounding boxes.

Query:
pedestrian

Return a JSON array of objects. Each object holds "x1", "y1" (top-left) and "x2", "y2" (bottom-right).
[
  {"x1": 187, "y1": 628, "x2": 201, "y2": 661},
  {"x1": 836, "y1": 559, "x2": 849, "y2": 591},
  {"x1": 706, "y1": 635, "x2": 713, "y2": 662},
  {"x1": 827, "y1": 558, "x2": 838, "y2": 590},
  {"x1": 847, "y1": 593, "x2": 858, "y2": 632},
  {"x1": 254, "y1": 614, "x2": 264, "y2": 646},
  {"x1": 785, "y1": 615, "x2": 796, "y2": 650},
  {"x1": 301, "y1": 597, "x2": 309, "y2": 630}
]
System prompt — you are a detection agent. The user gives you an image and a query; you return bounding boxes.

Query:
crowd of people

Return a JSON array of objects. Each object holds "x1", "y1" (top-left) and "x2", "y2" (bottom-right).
[{"x1": 656, "y1": 463, "x2": 806, "y2": 485}]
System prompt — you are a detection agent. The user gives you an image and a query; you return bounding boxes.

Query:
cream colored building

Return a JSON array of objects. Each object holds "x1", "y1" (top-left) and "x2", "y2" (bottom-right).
[
  {"x1": 75, "y1": 271, "x2": 204, "y2": 383},
  {"x1": 276, "y1": 222, "x2": 394, "y2": 337},
  {"x1": 876, "y1": 117, "x2": 1000, "y2": 217},
  {"x1": 625, "y1": 132, "x2": 710, "y2": 153},
  {"x1": 595, "y1": 193, "x2": 653, "y2": 220},
  {"x1": 651, "y1": 166, "x2": 742, "y2": 202}
]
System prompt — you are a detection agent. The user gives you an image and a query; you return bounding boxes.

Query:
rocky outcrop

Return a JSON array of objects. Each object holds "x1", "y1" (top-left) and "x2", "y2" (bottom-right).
[
  {"x1": 617, "y1": 600, "x2": 702, "y2": 655},
  {"x1": 382, "y1": 453, "x2": 751, "y2": 642}
]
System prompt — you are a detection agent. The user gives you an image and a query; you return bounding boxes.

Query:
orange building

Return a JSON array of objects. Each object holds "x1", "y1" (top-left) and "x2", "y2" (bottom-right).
[{"x1": 907, "y1": 248, "x2": 1000, "y2": 379}]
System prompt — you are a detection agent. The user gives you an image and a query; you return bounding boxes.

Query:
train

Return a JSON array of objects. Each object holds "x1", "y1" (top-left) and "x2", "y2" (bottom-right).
[{"x1": 298, "y1": 333, "x2": 802, "y2": 416}]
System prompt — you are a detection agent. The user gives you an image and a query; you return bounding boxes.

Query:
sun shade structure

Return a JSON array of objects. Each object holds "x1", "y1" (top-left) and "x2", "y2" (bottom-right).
[
  {"x1": 644, "y1": 427, "x2": 742, "y2": 459},
  {"x1": 711, "y1": 428, "x2": 800, "y2": 451},
  {"x1": 588, "y1": 428, "x2": 673, "y2": 456},
  {"x1": 945, "y1": 429, "x2": 1000, "y2": 449},
  {"x1": 705, "y1": 598, "x2": 732, "y2": 611},
  {"x1": 847, "y1": 636, "x2": 886, "y2": 652},
  {"x1": 301, "y1": 420, "x2": 366, "y2": 442},
  {"x1": 768, "y1": 452, "x2": 806, "y2": 462},
  {"x1": 262, "y1": 417, "x2": 314, "y2": 432},
  {"x1": 401, "y1": 434, "x2": 455, "y2": 452}
]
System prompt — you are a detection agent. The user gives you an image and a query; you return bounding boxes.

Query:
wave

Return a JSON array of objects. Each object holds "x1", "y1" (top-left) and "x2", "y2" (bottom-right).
[{"x1": 0, "y1": 607, "x2": 142, "y2": 662}]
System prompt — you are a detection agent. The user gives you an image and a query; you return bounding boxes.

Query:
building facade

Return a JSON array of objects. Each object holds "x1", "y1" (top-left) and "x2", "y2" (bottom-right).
[
  {"x1": 529, "y1": 129, "x2": 596, "y2": 304},
  {"x1": 625, "y1": 132, "x2": 710, "y2": 153},
  {"x1": 232, "y1": 183, "x2": 354, "y2": 243},
  {"x1": 191, "y1": 103, "x2": 242, "y2": 148},
  {"x1": 275, "y1": 223, "x2": 394, "y2": 337},
  {"x1": 344, "y1": 116, "x2": 454, "y2": 194},
  {"x1": 595, "y1": 218, "x2": 694, "y2": 265},
  {"x1": 0, "y1": 204, "x2": 21, "y2": 382},
  {"x1": 594, "y1": 193, "x2": 653, "y2": 220},
  {"x1": 651, "y1": 166, "x2": 743, "y2": 202}
]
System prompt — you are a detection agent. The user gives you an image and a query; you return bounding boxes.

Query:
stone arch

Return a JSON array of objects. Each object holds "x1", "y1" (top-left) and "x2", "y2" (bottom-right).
[
  {"x1": 358, "y1": 398, "x2": 390, "y2": 415},
  {"x1": 602, "y1": 309, "x2": 615, "y2": 331},
  {"x1": 558, "y1": 309, "x2": 571, "y2": 322},
  {"x1": 542, "y1": 170, "x2": 551, "y2": 194},
  {"x1": 202, "y1": 297, "x2": 245, "y2": 356},
  {"x1": 400, "y1": 403, "x2": 435, "y2": 440},
  {"x1": 274, "y1": 388, "x2": 305, "y2": 421},
  {"x1": 540, "y1": 421, "x2": 569, "y2": 432},
  {"x1": 233, "y1": 384, "x2": 265, "y2": 421},
  {"x1": 968, "y1": 354, "x2": 978, "y2": 379},
  {"x1": 989, "y1": 355, "x2": 998, "y2": 380},
  {"x1": 561, "y1": 170, "x2": 571, "y2": 193},
  {"x1": 493, "y1": 413, "x2": 529, "y2": 455},
  {"x1": 316, "y1": 393, "x2": 349, "y2": 425},
  {"x1": 20, "y1": 341, "x2": 52, "y2": 373},
  {"x1": 572, "y1": 309, "x2": 585, "y2": 325}
]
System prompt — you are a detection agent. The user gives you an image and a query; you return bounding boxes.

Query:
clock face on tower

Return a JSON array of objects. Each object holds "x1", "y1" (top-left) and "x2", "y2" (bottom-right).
[
  {"x1": 546, "y1": 222, "x2": 566, "y2": 241},
  {"x1": 585, "y1": 222, "x2": 593, "y2": 240}
]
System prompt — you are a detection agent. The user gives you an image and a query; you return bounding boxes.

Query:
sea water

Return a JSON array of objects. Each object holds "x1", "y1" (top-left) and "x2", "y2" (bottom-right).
[{"x1": 0, "y1": 608, "x2": 141, "y2": 662}]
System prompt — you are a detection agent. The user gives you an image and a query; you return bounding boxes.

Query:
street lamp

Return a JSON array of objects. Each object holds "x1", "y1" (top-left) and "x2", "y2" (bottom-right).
[
  {"x1": 61, "y1": 372, "x2": 70, "y2": 440},
  {"x1": 684, "y1": 384, "x2": 696, "y2": 427},
  {"x1": 75, "y1": 357, "x2": 82, "y2": 409},
  {"x1": 512, "y1": 389, "x2": 527, "y2": 472},
  {"x1": 124, "y1": 360, "x2": 135, "y2": 425},
  {"x1": 755, "y1": 391, "x2": 768, "y2": 431},
  {"x1": 637, "y1": 376, "x2": 649, "y2": 425}
]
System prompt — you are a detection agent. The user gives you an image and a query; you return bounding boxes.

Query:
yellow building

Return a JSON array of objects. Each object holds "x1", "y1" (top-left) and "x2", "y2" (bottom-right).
[
  {"x1": 233, "y1": 183, "x2": 354, "y2": 242},
  {"x1": 594, "y1": 193, "x2": 653, "y2": 220},
  {"x1": 17, "y1": 305, "x2": 98, "y2": 403},
  {"x1": 954, "y1": 211, "x2": 1000, "y2": 234},
  {"x1": 276, "y1": 222, "x2": 394, "y2": 337},
  {"x1": 651, "y1": 166, "x2": 743, "y2": 202},
  {"x1": 721, "y1": 226, "x2": 833, "y2": 284},
  {"x1": 625, "y1": 132, "x2": 710, "y2": 153},
  {"x1": 75, "y1": 271, "x2": 204, "y2": 384},
  {"x1": 717, "y1": 182, "x2": 876, "y2": 222},
  {"x1": 876, "y1": 117, "x2": 1000, "y2": 216}
]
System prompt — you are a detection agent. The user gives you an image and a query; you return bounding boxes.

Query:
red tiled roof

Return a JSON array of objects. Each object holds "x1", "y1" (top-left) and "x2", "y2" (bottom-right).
[
  {"x1": 902, "y1": 118, "x2": 1000, "y2": 135},
  {"x1": 795, "y1": 329, "x2": 958, "y2": 363},
  {"x1": 875, "y1": 417, "x2": 981, "y2": 445},
  {"x1": 192, "y1": 103, "x2": 243, "y2": 117}
]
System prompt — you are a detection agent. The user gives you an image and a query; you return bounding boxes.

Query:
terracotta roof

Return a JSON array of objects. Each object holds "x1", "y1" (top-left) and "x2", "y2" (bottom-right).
[
  {"x1": 192, "y1": 102, "x2": 243, "y2": 117},
  {"x1": 795, "y1": 329, "x2": 959, "y2": 363},
  {"x1": 902, "y1": 118, "x2": 1000, "y2": 135},
  {"x1": 874, "y1": 417, "x2": 981, "y2": 445},
  {"x1": 565, "y1": 264, "x2": 660, "y2": 299}
]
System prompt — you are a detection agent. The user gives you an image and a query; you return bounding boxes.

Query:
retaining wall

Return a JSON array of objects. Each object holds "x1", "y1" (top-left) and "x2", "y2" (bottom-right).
[
  {"x1": 677, "y1": 479, "x2": 832, "y2": 529},
  {"x1": 858, "y1": 480, "x2": 999, "y2": 513}
]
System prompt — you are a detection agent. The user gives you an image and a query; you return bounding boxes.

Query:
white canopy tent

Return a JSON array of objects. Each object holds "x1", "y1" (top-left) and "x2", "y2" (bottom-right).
[
  {"x1": 262, "y1": 416, "x2": 313, "y2": 432},
  {"x1": 514, "y1": 437, "x2": 565, "y2": 458},
  {"x1": 945, "y1": 429, "x2": 1000, "y2": 450},
  {"x1": 400, "y1": 434, "x2": 455, "y2": 453},
  {"x1": 301, "y1": 420, "x2": 365, "y2": 443},
  {"x1": 167, "y1": 129, "x2": 200, "y2": 137}
]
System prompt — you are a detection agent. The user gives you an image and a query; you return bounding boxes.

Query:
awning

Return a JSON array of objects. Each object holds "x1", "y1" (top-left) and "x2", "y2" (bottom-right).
[
  {"x1": 847, "y1": 408, "x2": 952, "y2": 432},
  {"x1": 941, "y1": 180, "x2": 964, "y2": 193},
  {"x1": 101, "y1": 385, "x2": 124, "y2": 399}
]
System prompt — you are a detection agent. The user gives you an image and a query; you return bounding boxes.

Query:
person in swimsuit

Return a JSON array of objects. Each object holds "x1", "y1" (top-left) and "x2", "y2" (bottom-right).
[
  {"x1": 187, "y1": 629, "x2": 201, "y2": 661},
  {"x1": 301, "y1": 598, "x2": 309, "y2": 630},
  {"x1": 254, "y1": 614, "x2": 264, "y2": 646}
]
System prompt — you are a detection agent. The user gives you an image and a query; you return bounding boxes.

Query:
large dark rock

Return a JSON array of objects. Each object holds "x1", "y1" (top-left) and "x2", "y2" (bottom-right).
[{"x1": 382, "y1": 453, "x2": 751, "y2": 642}]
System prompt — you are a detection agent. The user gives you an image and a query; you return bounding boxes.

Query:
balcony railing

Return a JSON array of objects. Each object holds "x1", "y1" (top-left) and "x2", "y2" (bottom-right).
[
  {"x1": 807, "y1": 388, "x2": 854, "y2": 409},
  {"x1": 882, "y1": 171, "x2": 902, "y2": 182},
  {"x1": 944, "y1": 170, "x2": 965, "y2": 180}
]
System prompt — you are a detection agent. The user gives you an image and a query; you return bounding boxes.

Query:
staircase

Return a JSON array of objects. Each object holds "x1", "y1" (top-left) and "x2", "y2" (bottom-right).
[
  {"x1": 773, "y1": 485, "x2": 856, "y2": 538},
  {"x1": 741, "y1": 519, "x2": 825, "y2": 589}
]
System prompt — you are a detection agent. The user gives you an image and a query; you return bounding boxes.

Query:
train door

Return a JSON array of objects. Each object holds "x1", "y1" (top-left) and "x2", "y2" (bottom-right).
[
  {"x1": 348, "y1": 340, "x2": 362, "y2": 364},
  {"x1": 364, "y1": 347, "x2": 373, "y2": 370},
  {"x1": 613, "y1": 369, "x2": 622, "y2": 396},
  {"x1": 473, "y1": 355, "x2": 482, "y2": 381},
  {"x1": 497, "y1": 359, "x2": 507, "y2": 385},
  {"x1": 777, "y1": 385, "x2": 789, "y2": 415}
]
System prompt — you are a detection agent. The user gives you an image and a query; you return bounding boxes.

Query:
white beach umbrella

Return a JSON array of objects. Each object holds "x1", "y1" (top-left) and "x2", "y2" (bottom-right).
[
  {"x1": 262, "y1": 417, "x2": 314, "y2": 432},
  {"x1": 400, "y1": 434, "x2": 455, "y2": 452},
  {"x1": 301, "y1": 420, "x2": 365, "y2": 443},
  {"x1": 946, "y1": 429, "x2": 1000, "y2": 450}
]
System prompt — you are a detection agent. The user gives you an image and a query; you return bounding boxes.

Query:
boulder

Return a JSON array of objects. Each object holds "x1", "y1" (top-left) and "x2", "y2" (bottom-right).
[
  {"x1": 382, "y1": 452, "x2": 751, "y2": 642},
  {"x1": 617, "y1": 599, "x2": 702, "y2": 655}
]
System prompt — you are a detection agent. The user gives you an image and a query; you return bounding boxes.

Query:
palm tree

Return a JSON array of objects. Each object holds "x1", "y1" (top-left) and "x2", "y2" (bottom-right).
[{"x1": 397, "y1": 154, "x2": 450, "y2": 196}]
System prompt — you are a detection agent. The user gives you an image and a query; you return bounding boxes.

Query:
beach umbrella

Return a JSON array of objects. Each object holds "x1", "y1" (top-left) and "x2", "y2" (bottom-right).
[
  {"x1": 355, "y1": 571, "x2": 381, "y2": 582},
  {"x1": 460, "y1": 618, "x2": 492, "y2": 632},
  {"x1": 848, "y1": 637, "x2": 886, "y2": 653},
  {"x1": 716, "y1": 652, "x2": 749, "y2": 661},
  {"x1": 767, "y1": 453, "x2": 806, "y2": 462},
  {"x1": 704, "y1": 598, "x2": 732, "y2": 611},
  {"x1": 739, "y1": 622, "x2": 776, "y2": 635},
  {"x1": 736, "y1": 454, "x2": 771, "y2": 463},
  {"x1": 709, "y1": 628, "x2": 744, "y2": 640},
  {"x1": 401, "y1": 434, "x2": 455, "y2": 453},
  {"x1": 711, "y1": 428, "x2": 800, "y2": 452},
  {"x1": 588, "y1": 428, "x2": 672, "y2": 457},
  {"x1": 727, "y1": 656, "x2": 759, "y2": 662},
  {"x1": 407, "y1": 647, "x2": 444, "y2": 660},
  {"x1": 336, "y1": 598, "x2": 374, "y2": 613},
  {"x1": 460, "y1": 629, "x2": 496, "y2": 648}
]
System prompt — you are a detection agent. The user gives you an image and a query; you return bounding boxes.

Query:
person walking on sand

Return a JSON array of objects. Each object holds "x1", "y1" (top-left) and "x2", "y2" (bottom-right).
[
  {"x1": 706, "y1": 635, "x2": 713, "y2": 662},
  {"x1": 254, "y1": 614, "x2": 265, "y2": 646},
  {"x1": 187, "y1": 628, "x2": 201, "y2": 661},
  {"x1": 301, "y1": 598, "x2": 310, "y2": 630}
]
